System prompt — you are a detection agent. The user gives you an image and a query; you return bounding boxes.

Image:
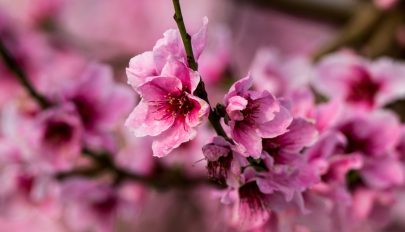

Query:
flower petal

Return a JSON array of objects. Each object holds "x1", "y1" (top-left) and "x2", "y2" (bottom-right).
[
  {"x1": 125, "y1": 100, "x2": 174, "y2": 137},
  {"x1": 152, "y1": 120, "x2": 196, "y2": 157}
]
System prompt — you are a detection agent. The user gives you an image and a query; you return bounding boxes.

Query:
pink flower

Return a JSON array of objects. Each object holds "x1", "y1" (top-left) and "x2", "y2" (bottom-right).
[
  {"x1": 30, "y1": 104, "x2": 82, "y2": 170},
  {"x1": 202, "y1": 136, "x2": 245, "y2": 185},
  {"x1": 314, "y1": 51, "x2": 405, "y2": 110},
  {"x1": 60, "y1": 179, "x2": 129, "y2": 232},
  {"x1": 126, "y1": 17, "x2": 208, "y2": 90},
  {"x1": 250, "y1": 48, "x2": 312, "y2": 97},
  {"x1": 314, "y1": 110, "x2": 403, "y2": 190},
  {"x1": 57, "y1": 63, "x2": 134, "y2": 150},
  {"x1": 223, "y1": 169, "x2": 271, "y2": 231},
  {"x1": 125, "y1": 60, "x2": 209, "y2": 157},
  {"x1": 258, "y1": 118, "x2": 319, "y2": 206},
  {"x1": 224, "y1": 75, "x2": 293, "y2": 158}
]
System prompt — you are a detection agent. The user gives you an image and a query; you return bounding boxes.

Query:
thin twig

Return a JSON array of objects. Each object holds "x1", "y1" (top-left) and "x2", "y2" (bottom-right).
[{"x1": 0, "y1": 40, "x2": 53, "y2": 108}]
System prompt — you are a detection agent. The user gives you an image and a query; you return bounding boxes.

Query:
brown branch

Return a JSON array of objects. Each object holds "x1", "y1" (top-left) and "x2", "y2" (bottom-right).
[
  {"x1": 234, "y1": 0, "x2": 357, "y2": 25},
  {"x1": 0, "y1": 39, "x2": 53, "y2": 108}
]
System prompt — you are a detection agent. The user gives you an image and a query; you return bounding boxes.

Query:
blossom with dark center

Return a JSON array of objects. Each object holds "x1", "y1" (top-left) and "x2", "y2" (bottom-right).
[
  {"x1": 126, "y1": 59, "x2": 209, "y2": 157},
  {"x1": 335, "y1": 111, "x2": 404, "y2": 189},
  {"x1": 60, "y1": 63, "x2": 134, "y2": 149},
  {"x1": 314, "y1": 51, "x2": 405, "y2": 110},
  {"x1": 234, "y1": 181, "x2": 270, "y2": 230},
  {"x1": 202, "y1": 136, "x2": 240, "y2": 185},
  {"x1": 61, "y1": 179, "x2": 128, "y2": 232},
  {"x1": 224, "y1": 75, "x2": 292, "y2": 158},
  {"x1": 33, "y1": 104, "x2": 82, "y2": 170},
  {"x1": 345, "y1": 67, "x2": 381, "y2": 107}
]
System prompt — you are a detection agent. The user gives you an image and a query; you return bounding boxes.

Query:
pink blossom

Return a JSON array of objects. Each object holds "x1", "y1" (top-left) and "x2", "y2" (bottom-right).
[
  {"x1": 126, "y1": 17, "x2": 208, "y2": 90},
  {"x1": 57, "y1": 63, "x2": 134, "y2": 150},
  {"x1": 202, "y1": 136, "x2": 245, "y2": 185},
  {"x1": 258, "y1": 118, "x2": 319, "y2": 206},
  {"x1": 0, "y1": 140, "x2": 60, "y2": 217},
  {"x1": 60, "y1": 179, "x2": 129, "y2": 232},
  {"x1": 224, "y1": 75, "x2": 293, "y2": 158},
  {"x1": 250, "y1": 48, "x2": 313, "y2": 97},
  {"x1": 224, "y1": 169, "x2": 271, "y2": 231},
  {"x1": 30, "y1": 104, "x2": 82, "y2": 171},
  {"x1": 125, "y1": 60, "x2": 209, "y2": 157},
  {"x1": 314, "y1": 51, "x2": 405, "y2": 110}
]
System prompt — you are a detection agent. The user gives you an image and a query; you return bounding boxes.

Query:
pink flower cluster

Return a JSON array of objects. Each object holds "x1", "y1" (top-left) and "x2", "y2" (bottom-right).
[
  {"x1": 123, "y1": 20, "x2": 405, "y2": 230},
  {"x1": 2, "y1": 1, "x2": 405, "y2": 231}
]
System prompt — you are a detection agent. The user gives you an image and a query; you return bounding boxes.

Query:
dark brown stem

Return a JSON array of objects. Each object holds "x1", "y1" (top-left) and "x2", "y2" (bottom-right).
[
  {"x1": 234, "y1": 0, "x2": 357, "y2": 25},
  {"x1": 0, "y1": 39, "x2": 53, "y2": 108},
  {"x1": 172, "y1": 0, "x2": 198, "y2": 71}
]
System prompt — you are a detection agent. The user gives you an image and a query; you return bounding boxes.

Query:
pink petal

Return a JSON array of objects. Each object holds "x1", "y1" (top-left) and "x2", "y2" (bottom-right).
[
  {"x1": 185, "y1": 93, "x2": 209, "y2": 128},
  {"x1": 231, "y1": 122, "x2": 262, "y2": 158},
  {"x1": 137, "y1": 76, "x2": 182, "y2": 101},
  {"x1": 126, "y1": 51, "x2": 157, "y2": 89},
  {"x1": 257, "y1": 105, "x2": 293, "y2": 138},
  {"x1": 125, "y1": 100, "x2": 174, "y2": 137},
  {"x1": 153, "y1": 29, "x2": 184, "y2": 72},
  {"x1": 161, "y1": 59, "x2": 199, "y2": 92},
  {"x1": 269, "y1": 118, "x2": 317, "y2": 153},
  {"x1": 152, "y1": 120, "x2": 196, "y2": 157},
  {"x1": 226, "y1": 95, "x2": 248, "y2": 121},
  {"x1": 362, "y1": 158, "x2": 404, "y2": 189},
  {"x1": 224, "y1": 75, "x2": 253, "y2": 103},
  {"x1": 191, "y1": 17, "x2": 208, "y2": 60}
]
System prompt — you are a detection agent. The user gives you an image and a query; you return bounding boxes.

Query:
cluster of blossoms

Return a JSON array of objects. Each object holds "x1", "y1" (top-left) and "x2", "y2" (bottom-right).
[
  {"x1": 1, "y1": 0, "x2": 405, "y2": 231},
  {"x1": 123, "y1": 12, "x2": 405, "y2": 231}
]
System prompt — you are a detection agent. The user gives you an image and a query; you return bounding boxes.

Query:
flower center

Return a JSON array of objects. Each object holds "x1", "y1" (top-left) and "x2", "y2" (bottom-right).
[
  {"x1": 346, "y1": 70, "x2": 381, "y2": 107},
  {"x1": 167, "y1": 91, "x2": 194, "y2": 116},
  {"x1": 239, "y1": 182, "x2": 267, "y2": 216},
  {"x1": 17, "y1": 174, "x2": 35, "y2": 197},
  {"x1": 207, "y1": 153, "x2": 233, "y2": 185},
  {"x1": 338, "y1": 121, "x2": 370, "y2": 154},
  {"x1": 91, "y1": 193, "x2": 118, "y2": 215},
  {"x1": 44, "y1": 121, "x2": 74, "y2": 146},
  {"x1": 242, "y1": 99, "x2": 260, "y2": 123}
]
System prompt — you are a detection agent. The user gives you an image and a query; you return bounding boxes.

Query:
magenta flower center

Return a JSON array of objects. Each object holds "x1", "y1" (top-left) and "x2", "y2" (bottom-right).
[
  {"x1": 339, "y1": 121, "x2": 370, "y2": 155},
  {"x1": 91, "y1": 194, "x2": 118, "y2": 215},
  {"x1": 152, "y1": 91, "x2": 195, "y2": 120},
  {"x1": 17, "y1": 174, "x2": 35, "y2": 197},
  {"x1": 239, "y1": 182, "x2": 266, "y2": 214},
  {"x1": 207, "y1": 153, "x2": 233, "y2": 184},
  {"x1": 242, "y1": 99, "x2": 260, "y2": 123},
  {"x1": 346, "y1": 70, "x2": 381, "y2": 106},
  {"x1": 44, "y1": 121, "x2": 74, "y2": 146}
]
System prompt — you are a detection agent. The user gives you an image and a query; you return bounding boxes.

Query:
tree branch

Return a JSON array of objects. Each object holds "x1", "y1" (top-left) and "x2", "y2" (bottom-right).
[
  {"x1": 234, "y1": 0, "x2": 357, "y2": 25},
  {"x1": 0, "y1": 39, "x2": 53, "y2": 108}
]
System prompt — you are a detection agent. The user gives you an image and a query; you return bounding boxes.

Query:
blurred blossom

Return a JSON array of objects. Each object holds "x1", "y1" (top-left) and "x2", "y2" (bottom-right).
[{"x1": 314, "y1": 51, "x2": 405, "y2": 111}]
